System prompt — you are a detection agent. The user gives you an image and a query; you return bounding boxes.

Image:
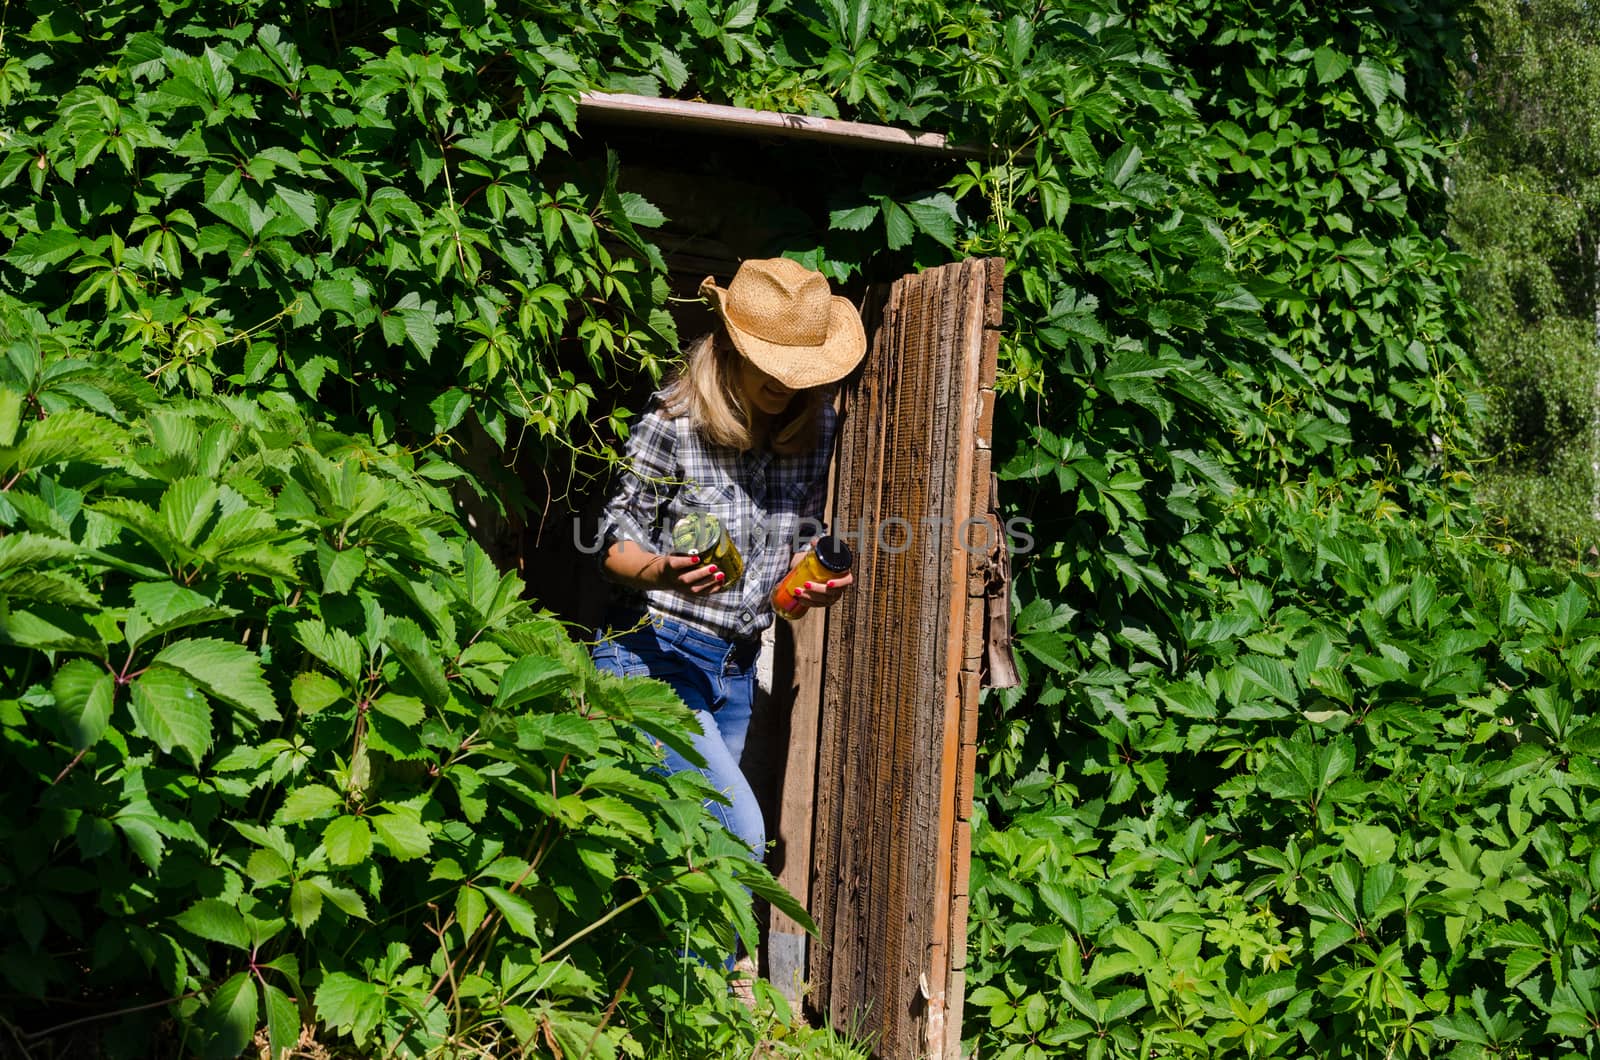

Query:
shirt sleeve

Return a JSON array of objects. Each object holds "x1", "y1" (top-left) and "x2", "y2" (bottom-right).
[{"x1": 599, "y1": 398, "x2": 678, "y2": 555}]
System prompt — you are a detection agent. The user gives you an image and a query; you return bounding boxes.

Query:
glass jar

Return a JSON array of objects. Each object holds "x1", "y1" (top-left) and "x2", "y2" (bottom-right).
[
  {"x1": 771, "y1": 535, "x2": 853, "y2": 620},
  {"x1": 672, "y1": 512, "x2": 744, "y2": 587}
]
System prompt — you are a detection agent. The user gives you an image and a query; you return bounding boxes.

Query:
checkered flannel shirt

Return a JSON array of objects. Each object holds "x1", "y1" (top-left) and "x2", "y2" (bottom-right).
[{"x1": 599, "y1": 391, "x2": 837, "y2": 641}]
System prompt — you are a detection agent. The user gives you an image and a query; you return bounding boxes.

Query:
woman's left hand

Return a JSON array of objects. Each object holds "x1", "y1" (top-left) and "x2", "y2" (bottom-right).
[{"x1": 787, "y1": 549, "x2": 854, "y2": 609}]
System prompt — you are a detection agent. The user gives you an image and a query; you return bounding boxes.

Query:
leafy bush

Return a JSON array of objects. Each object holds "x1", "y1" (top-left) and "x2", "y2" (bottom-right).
[
  {"x1": 972, "y1": 480, "x2": 1600, "y2": 1057},
  {"x1": 0, "y1": 302, "x2": 805, "y2": 1056},
  {"x1": 943, "y1": 2, "x2": 1600, "y2": 1055},
  {"x1": 0, "y1": 0, "x2": 675, "y2": 475},
  {"x1": 1449, "y1": 0, "x2": 1600, "y2": 562}
]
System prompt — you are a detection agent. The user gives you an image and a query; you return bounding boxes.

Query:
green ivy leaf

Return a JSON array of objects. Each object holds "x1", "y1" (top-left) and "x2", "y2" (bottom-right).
[
  {"x1": 50, "y1": 658, "x2": 113, "y2": 750},
  {"x1": 1352, "y1": 58, "x2": 1391, "y2": 107},
  {"x1": 1313, "y1": 47, "x2": 1351, "y2": 83},
  {"x1": 291, "y1": 672, "x2": 344, "y2": 714},
  {"x1": 371, "y1": 693, "x2": 425, "y2": 726},
  {"x1": 323, "y1": 815, "x2": 373, "y2": 865},
  {"x1": 1104, "y1": 142, "x2": 1142, "y2": 188},
  {"x1": 126, "y1": 581, "x2": 235, "y2": 649},
  {"x1": 385, "y1": 618, "x2": 451, "y2": 708},
  {"x1": 457, "y1": 885, "x2": 488, "y2": 938},
  {"x1": 129, "y1": 666, "x2": 212, "y2": 764},
  {"x1": 315, "y1": 972, "x2": 384, "y2": 1044},
  {"x1": 204, "y1": 972, "x2": 257, "y2": 1059},
  {"x1": 0, "y1": 409, "x2": 123, "y2": 477},
  {"x1": 295, "y1": 620, "x2": 364, "y2": 683},
  {"x1": 176, "y1": 899, "x2": 251, "y2": 950},
  {"x1": 493, "y1": 654, "x2": 576, "y2": 710},
  {"x1": 153, "y1": 637, "x2": 280, "y2": 722},
  {"x1": 289, "y1": 879, "x2": 323, "y2": 933},
  {"x1": 372, "y1": 811, "x2": 432, "y2": 860},
  {"x1": 482, "y1": 885, "x2": 540, "y2": 939},
  {"x1": 1234, "y1": 655, "x2": 1297, "y2": 704},
  {"x1": 310, "y1": 877, "x2": 369, "y2": 920},
  {"x1": 264, "y1": 983, "x2": 301, "y2": 1060},
  {"x1": 829, "y1": 202, "x2": 878, "y2": 231},
  {"x1": 881, "y1": 200, "x2": 914, "y2": 249},
  {"x1": 1341, "y1": 823, "x2": 1396, "y2": 868},
  {"x1": 5, "y1": 229, "x2": 82, "y2": 274},
  {"x1": 275, "y1": 784, "x2": 343, "y2": 825}
]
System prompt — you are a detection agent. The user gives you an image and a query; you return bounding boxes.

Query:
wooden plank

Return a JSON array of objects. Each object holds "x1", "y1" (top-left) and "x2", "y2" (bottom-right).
[
  {"x1": 962, "y1": 668, "x2": 983, "y2": 747},
  {"x1": 943, "y1": 261, "x2": 1005, "y2": 1060},
  {"x1": 814, "y1": 264, "x2": 949, "y2": 1055},
  {"x1": 918, "y1": 267, "x2": 965, "y2": 1054},
  {"x1": 924, "y1": 261, "x2": 989, "y2": 1060},
  {"x1": 978, "y1": 322, "x2": 1001, "y2": 386},
  {"x1": 844, "y1": 296, "x2": 892, "y2": 1032},
  {"x1": 818, "y1": 279, "x2": 899, "y2": 1027},
  {"x1": 949, "y1": 820, "x2": 973, "y2": 978},
  {"x1": 951, "y1": 819, "x2": 973, "y2": 903},
  {"x1": 964, "y1": 595, "x2": 986, "y2": 671},
  {"x1": 945, "y1": 828, "x2": 972, "y2": 1058},
  {"x1": 975, "y1": 388, "x2": 996, "y2": 450},
  {"x1": 983, "y1": 256, "x2": 1005, "y2": 328},
  {"x1": 944, "y1": 969, "x2": 968, "y2": 1060},
  {"x1": 768, "y1": 579, "x2": 828, "y2": 998},
  {"x1": 768, "y1": 387, "x2": 846, "y2": 1002},
  {"x1": 808, "y1": 291, "x2": 884, "y2": 1019},
  {"x1": 578, "y1": 91, "x2": 981, "y2": 157},
  {"x1": 883, "y1": 271, "x2": 930, "y2": 1052},
  {"x1": 970, "y1": 448, "x2": 992, "y2": 515},
  {"x1": 953, "y1": 671, "x2": 981, "y2": 815}
]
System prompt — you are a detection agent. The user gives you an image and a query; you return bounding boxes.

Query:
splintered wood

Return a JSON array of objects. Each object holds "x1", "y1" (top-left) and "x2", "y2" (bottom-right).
[{"x1": 804, "y1": 257, "x2": 1005, "y2": 1060}]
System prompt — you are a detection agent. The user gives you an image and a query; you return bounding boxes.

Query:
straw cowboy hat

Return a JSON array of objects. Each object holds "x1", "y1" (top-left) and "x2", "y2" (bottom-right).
[{"x1": 700, "y1": 258, "x2": 867, "y2": 390}]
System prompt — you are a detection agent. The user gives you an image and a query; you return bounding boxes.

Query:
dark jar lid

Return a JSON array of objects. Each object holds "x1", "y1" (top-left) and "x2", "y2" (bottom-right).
[{"x1": 813, "y1": 535, "x2": 854, "y2": 573}]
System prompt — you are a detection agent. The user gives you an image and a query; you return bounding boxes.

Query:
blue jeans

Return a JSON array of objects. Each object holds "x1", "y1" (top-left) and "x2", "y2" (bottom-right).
[{"x1": 591, "y1": 614, "x2": 766, "y2": 859}]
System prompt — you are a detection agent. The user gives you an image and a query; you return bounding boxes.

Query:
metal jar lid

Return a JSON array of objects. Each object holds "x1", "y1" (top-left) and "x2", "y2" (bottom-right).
[{"x1": 812, "y1": 535, "x2": 853, "y2": 573}]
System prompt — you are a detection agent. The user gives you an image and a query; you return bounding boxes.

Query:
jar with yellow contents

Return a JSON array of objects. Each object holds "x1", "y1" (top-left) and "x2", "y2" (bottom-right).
[
  {"x1": 771, "y1": 536, "x2": 853, "y2": 620},
  {"x1": 671, "y1": 512, "x2": 744, "y2": 587}
]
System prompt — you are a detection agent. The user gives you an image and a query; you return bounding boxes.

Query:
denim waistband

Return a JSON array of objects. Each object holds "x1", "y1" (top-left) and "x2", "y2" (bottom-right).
[
  {"x1": 614, "y1": 609, "x2": 761, "y2": 672},
  {"x1": 653, "y1": 613, "x2": 760, "y2": 660}
]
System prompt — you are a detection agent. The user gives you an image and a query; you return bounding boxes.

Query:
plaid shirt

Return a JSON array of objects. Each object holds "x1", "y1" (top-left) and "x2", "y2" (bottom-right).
[{"x1": 600, "y1": 392, "x2": 837, "y2": 641}]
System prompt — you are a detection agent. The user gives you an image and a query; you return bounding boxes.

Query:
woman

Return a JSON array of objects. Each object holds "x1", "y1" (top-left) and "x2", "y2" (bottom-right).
[{"x1": 592, "y1": 257, "x2": 866, "y2": 863}]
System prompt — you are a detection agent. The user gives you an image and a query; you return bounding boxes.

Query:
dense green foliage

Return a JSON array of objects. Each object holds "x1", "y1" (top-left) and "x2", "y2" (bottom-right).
[
  {"x1": 0, "y1": 0, "x2": 683, "y2": 488},
  {"x1": 0, "y1": 300, "x2": 817, "y2": 1056},
  {"x1": 3, "y1": 0, "x2": 1596, "y2": 1057},
  {"x1": 0, "y1": 1, "x2": 849, "y2": 1054},
  {"x1": 1450, "y1": 0, "x2": 1600, "y2": 562}
]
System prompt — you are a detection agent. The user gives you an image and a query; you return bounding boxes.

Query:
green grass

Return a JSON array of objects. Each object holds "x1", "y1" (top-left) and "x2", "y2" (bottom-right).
[{"x1": 647, "y1": 978, "x2": 878, "y2": 1060}]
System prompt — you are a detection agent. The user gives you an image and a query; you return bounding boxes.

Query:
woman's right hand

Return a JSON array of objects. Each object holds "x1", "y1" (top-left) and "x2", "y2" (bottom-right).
[
  {"x1": 602, "y1": 540, "x2": 726, "y2": 595},
  {"x1": 650, "y1": 552, "x2": 727, "y2": 596}
]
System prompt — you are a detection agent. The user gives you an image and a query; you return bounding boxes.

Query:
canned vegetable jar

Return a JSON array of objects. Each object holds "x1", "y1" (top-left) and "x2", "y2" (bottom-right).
[{"x1": 671, "y1": 512, "x2": 744, "y2": 587}]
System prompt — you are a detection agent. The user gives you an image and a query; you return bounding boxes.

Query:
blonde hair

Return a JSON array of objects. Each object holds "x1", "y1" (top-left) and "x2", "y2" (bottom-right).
[{"x1": 661, "y1": 330, "x2": 825, "y2": 455}]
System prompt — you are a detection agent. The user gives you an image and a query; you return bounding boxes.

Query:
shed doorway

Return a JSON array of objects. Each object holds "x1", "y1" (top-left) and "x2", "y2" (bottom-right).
[{"x1": 498, "y1": 97, "x2": 1014, "y2": 1060}]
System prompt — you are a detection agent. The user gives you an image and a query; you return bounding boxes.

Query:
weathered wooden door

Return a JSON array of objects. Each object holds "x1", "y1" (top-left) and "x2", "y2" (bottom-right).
[{"x1": 768, "y1": 257, "x2": 1008, "y2": 1060}]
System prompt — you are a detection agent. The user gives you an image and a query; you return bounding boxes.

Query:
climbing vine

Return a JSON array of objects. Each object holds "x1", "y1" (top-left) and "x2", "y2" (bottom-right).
[{"x1": 5, "y1": 0, "x2": 1596, "y2": 1057}]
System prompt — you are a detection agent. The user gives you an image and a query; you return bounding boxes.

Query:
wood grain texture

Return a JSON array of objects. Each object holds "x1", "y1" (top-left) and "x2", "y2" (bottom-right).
[{"x1": 804, "y1": 258, "x2": 1005, "y2": 1060}]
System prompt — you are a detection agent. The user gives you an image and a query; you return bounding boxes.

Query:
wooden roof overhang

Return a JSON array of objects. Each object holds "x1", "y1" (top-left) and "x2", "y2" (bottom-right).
[{"x1": 576, "y1": 90, "x2": 984, "y2": 158}]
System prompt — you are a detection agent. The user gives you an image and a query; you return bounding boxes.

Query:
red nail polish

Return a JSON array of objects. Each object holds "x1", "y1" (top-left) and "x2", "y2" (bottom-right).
[
  {"x1": 691, "y1": 555, "x2": 700, "y2": 563},
  {"x1": 715, "y1": 572, "x2": 725, "y2": 582}
]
